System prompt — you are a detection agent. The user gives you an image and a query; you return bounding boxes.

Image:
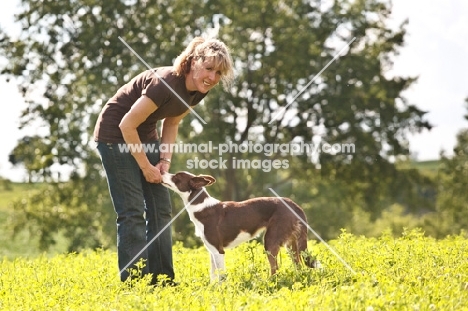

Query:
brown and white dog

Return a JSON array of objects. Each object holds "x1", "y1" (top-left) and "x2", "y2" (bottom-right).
[{"x1": 161, "y1": 171, "x2": 319, "y2": 280}]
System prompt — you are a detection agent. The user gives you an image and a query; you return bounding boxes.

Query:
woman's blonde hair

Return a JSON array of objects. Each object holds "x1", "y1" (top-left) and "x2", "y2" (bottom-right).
[{"x1": 173, "y1": 37, "x2": 234, "y2": 89}]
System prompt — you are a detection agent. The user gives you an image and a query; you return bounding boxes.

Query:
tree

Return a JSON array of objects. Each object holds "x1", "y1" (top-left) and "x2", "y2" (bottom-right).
[
  {"x1": 183, "y1": 0, "x2": 432, "y2": 218},
  {"x1": 9, "y1": 136, "x2": 54, "y2": 182},
  {"x1": 429, "y1": 99, "x2": 468, "y2": 236},
  {"x1": 1, "y1": 0, "x2": 432, "y2": 249}
]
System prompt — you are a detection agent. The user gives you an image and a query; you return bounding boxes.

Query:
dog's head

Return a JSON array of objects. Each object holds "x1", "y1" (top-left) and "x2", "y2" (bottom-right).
[{"x1": 161, "y1": 171, "x2": 216, "y2": 201}]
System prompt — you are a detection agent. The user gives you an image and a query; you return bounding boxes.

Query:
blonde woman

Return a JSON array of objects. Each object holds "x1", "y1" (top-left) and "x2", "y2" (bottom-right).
[{"x1": 94, "y1": 37, "x2": 234, "y2": 286}]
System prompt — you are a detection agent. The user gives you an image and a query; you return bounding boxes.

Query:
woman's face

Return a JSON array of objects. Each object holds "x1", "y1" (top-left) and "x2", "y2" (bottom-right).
[{"x1": 186, "y1": 58, "x2": 222, "y2": 93}]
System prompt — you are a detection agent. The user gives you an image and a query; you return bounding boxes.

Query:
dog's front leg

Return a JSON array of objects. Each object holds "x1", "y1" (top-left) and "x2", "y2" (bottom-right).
[{"x1": 210, "y1": 252, "x2": 225, "y2": 281}]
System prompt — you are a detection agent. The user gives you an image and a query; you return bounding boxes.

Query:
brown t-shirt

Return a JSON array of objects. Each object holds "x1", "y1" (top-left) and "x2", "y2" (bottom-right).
[{"x1": 93, "y1": 66, "x2": 207, "y2": 143}]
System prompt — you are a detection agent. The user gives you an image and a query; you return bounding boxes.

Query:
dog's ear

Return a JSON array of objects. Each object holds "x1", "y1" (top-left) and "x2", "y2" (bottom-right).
[
  {"x1": 199, "y1": 174, "x2": 216, "y2": 186},
  {"x1": 189, "y1": 175, "x2": 216, "y2": 189}
]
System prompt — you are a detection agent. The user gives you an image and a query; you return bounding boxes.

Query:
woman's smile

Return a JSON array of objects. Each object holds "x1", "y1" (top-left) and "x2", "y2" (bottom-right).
[{"x1": 186, "y1": 59, "x2": 222, "y2": 93}]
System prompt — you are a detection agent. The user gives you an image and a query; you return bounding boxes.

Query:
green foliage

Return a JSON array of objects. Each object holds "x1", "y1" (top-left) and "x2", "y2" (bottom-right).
[
  {"x1": 0, "y1": 181, "x2": 42, "y2": 210},
  {"x1": 412, "y1": 100, "x2": 468, "y2": 237},
  {"x1": 348, "y1": 204, "x2": 424, "y2": 237},
  {"x1": 0, "y1": 178, "x2": 12, "y2": 191},
  {"x1": 1, "y1": 231, "x2": 467, "y2": 310},
  {"x1": 0, "y1": 182, "x2": 53, "y2": 258},
  {"x1": 9, "y1": 174, "x2": 115, "y2": 253},
  {"x1": 431, "y1": 129, "x2": 468, "y2": 235}
]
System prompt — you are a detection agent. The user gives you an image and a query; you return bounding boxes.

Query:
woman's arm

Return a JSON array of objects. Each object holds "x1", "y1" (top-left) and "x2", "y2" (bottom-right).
[
  {"x1": 156, "y1": 110, "x2": 190, "y2": 173},
  {"x1": 119, "y1": 95, "x2": 161, "y2": 182}
]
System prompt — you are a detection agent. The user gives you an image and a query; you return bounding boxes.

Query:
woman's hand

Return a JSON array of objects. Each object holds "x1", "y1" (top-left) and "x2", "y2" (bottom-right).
[
  {"x1": 156, "y1": 161, "x2": 170, "y2": 174},
  {"x1": 141, "y1": 165, "x2": 162, "y2": 183}
]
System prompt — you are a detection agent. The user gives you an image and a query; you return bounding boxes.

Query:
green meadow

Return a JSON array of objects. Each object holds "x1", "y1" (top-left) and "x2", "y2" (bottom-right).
[{"x1": 1, "y1": 230, "x2": 467, "y2": 310}]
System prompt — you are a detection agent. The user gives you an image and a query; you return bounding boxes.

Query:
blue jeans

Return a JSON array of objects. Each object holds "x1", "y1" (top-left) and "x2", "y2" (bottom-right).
[{"x1": 96, "y1": 141, "x2": 174, "y2": 284}]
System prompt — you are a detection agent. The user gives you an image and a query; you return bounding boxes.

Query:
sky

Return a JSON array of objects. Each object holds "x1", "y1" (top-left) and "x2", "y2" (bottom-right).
[{"x1": 0, "y1": 0, "x2": 467, "y2": 182}]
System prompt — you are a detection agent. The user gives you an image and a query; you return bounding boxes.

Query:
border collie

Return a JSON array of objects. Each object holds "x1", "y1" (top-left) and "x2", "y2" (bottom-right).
[{"x1": 161, "y1": 171, "x2": 319, "y2": 280}]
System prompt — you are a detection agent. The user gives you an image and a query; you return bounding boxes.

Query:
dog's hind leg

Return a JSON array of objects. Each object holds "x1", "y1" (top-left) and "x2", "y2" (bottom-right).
[
  {"x1": 296, "y1": 226, "x2": 319, "y2": 268},
  {"x1": 210, "y1": 252, "x2": 225, "y2": 281},
  {"x1": 265, "y1": 246, "x2": 280, "y2": 275},
  {"x1": 263, "y1": 229, "x2": 282, "y2": 275},
  {"x1": 289, "y1": 237, "x2": 303, "y2": 268}
]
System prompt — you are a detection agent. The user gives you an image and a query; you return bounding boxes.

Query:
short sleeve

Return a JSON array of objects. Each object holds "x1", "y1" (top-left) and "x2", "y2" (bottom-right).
[{"x1": 141, "y1": 73, "x2": 172, "y2": 107}]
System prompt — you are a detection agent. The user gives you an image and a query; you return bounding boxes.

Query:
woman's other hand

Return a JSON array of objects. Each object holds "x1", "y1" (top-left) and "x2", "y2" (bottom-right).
[{"x1": 141, "y1": 165, "x2": 162, "y2": 183}]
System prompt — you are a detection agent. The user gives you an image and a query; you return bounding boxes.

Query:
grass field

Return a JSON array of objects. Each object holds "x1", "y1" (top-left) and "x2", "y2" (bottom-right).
[{"x1": 1, "y1": 230, "x2": 467, "y2": 310}]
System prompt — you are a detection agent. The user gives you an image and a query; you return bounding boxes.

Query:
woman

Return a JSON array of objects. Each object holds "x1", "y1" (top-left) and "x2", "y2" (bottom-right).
[{"x1": 94, "y1": 37, "x2": 234, "y2": 285}]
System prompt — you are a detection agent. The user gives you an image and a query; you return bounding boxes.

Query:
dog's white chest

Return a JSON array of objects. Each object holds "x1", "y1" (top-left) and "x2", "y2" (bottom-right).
[
  {"x1": 186, "y1": 197, "x2": 220, "y2": 238},
  {"x1": 188, "y1": 213, "x2": 204, "y2": 238}
]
